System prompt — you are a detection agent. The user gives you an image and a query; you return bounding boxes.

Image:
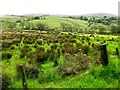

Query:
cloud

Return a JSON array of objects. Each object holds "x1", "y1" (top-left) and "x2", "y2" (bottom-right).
[{"x1": 0, "y1": 0, "x2": 118, "y2": 15}]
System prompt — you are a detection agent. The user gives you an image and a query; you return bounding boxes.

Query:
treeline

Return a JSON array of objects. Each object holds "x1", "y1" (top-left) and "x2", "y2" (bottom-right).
[
  {"x1": 67, "y1": 16, "x2": 119, "y2": 34},
  {"x1": 68, "y1": 16, "x2": 117, "y2": 25},
  {"x1": 1, "y1": 16, "x2": 52, "y2": 32}
]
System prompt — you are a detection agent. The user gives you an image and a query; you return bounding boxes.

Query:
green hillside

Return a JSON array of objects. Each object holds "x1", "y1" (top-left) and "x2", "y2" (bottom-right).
[
  {"x1": 30, "y1": 16, "x2": 88, "y2": 28},
  {"x1": 1, "y1": 15, "x2": 119, "y2": 89}
]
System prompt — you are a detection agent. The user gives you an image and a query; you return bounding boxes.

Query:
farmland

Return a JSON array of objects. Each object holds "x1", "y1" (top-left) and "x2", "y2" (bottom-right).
[{"x1": 0, "y1": 15, "x2": 120, "y2": 89}]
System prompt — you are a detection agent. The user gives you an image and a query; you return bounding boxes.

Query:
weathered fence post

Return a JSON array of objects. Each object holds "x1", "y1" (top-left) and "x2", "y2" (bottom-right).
[
  {"x1": 19, "y1": 64, "x2": 28, "y2": 90},
  {"x1": 100, "y1": 44, "x2": 109, "y2": 66}
]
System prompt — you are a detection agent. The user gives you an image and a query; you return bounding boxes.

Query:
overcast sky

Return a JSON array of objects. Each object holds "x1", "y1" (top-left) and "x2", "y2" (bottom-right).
[{"x1": 0, "y1": 0, "x2": 119, "y2": 15}]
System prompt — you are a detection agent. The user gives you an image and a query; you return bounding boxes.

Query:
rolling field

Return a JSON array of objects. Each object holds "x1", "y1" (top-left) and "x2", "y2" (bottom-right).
[
  {"x1": 1, "y1": 15, "x2": 120, "y2": 89},
  {"x1": 30, "y1": 16, "x2": 88, "y2": 28}
]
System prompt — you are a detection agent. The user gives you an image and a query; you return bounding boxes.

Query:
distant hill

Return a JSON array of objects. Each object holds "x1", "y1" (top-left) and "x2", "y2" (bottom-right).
[
  {"x1": 1, "y1": 13, "x2": 117, "y2": 18},
  {"x1": 81, "y1": 13, "x2": 117, "y2": 17},
  {"x1": 23, "y1": 13, "x2": 50, "y2": 16}
]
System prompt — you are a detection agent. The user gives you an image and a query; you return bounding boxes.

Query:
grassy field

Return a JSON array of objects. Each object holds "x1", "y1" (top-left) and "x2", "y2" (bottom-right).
[
  {"x1": 30, "y1": 16, "x2": 88, "y2": 28},
  {"x1": 9, "y1": 55, "x2": 119, "y2": 88},
  {"x1": 1, "y1": 15, "x2": 120, "y2": 89}
]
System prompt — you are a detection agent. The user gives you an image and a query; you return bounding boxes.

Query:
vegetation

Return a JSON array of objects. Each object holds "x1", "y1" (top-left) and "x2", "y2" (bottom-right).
[{"x1": 0, "y1": 15, "x2": 119, "y2": 89}]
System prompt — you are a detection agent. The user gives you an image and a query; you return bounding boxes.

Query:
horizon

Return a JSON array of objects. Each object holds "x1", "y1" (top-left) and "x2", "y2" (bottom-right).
[
  {"x1": 0, "y1": 0, "x2": 119, "y2": 16},
  {"x1": 1, "y1": 12, "x2": 117, "y2": 17}
]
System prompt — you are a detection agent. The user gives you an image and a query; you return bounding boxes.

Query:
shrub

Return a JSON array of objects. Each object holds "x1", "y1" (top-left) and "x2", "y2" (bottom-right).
[
  {"x1": 38, "y1": 68, "x2": 62, "y2": 84},
  {"x1": 92, "y1": 44, "x2": 101, "y2": 51},
  {"x1": 54, "y1": 60, "x2": 58, "y2": 67},
  {"x1": 90, "y1": 63, "x2": 119, "y2": 82},
  {"x1": 33, "y1": 16, "x2": 40, "y2": 20},
  {"x1": 47, "y1": 48, "x2": 56, "y2": 61},
  {"x1": 69, "y1": 39, "x2": 76, "y2": 43},
  {"x1": 60, "y1": 22, "x2": 73, "y2": 32},
  {"x1": 2, "y1": 42, "x2": 12, "y2": 49},
  {"x1": 38, "y1": 72, "x2": 50, "y2": 84},
  {"x1": 36, "y1": 39, "x2": 43, "y2": 45},
  {"x1": 59, "y1": 55, "x2": 90, "y2": 77},
  {"x1": 26, "y1": 51, "x2": 35, "y2": 60},
  {"x1": 81, "y1": 45, "x2": 90, "y2": 54},
  {"x1": 57, "y1": 48, "x2": 60, "y2": 58},
  {"x1": 58, "y1": 65, "x2": 76, "y2": 77},
  {"x1": 24, "y1": 37, "x2": 35, "y2": 44},
  {"x1": 36, "y1": 51, "x2": 48, "y2": 63},
  {"x1": 36, "y1": 46, "x2": 45, "y2": 53},
  {"x1": 10, "y1": 45, "x2": 15, "y2": 50},
  {"x1": 2, "y1": 51, "x2": 12, "y2": 60},
  {"x1": 110, "y1": 24, "x2": 118, "y2": 34},
  {"x1": 51, "y1": 44, "x2": 58, "y2": 50},
  {"x1": 36, "y1": 23, "x2": 48, "y2": 31},
  {"x1": 34, "y1": 44, "x2": 37, "y2": 48},
  {"x1": 16, "y1": 62, "x2": 39, "y2": 79},
  {"x1": 20, "y1": 45, "x2": 29, "y2": 58},
  {"x1": 25, "y1": 63, "x2": 39, "y2": 78},
  {"x1": 2, "y1": 72, "x2": 12, "y2": 90},
  {"x1": 62, "y1": 42, "x2": 78, "y2": 54}
]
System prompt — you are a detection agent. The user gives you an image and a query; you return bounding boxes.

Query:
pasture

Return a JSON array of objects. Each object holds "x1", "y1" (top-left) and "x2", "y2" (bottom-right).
[{"x1": 0, "y1": 15, "x2": 119, "y2": 89}]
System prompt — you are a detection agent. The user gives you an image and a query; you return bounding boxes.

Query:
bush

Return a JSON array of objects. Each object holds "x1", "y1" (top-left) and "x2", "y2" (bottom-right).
[
  {"x1": 2, "y1": 42, "x2": 12, "y2": 49},
  {"x1": 38, "y1": 68, "x2": 62, "y2": 84},
  {"x1": 36, "y1": 39, "x2": 43, "y2": 45},
  {"x1": 62, "y1": 42, "x2": 78, "y2": 54},
  {"x1": 33, "y1": 16, "x2": 40, "y2": 20},
  {"x1": 25, "y1": 62, "x2": 39, "y2": 78},
  {"x1": 2, "y1": 73, "x2": 12, "y2": 90},
  {"x1": 36, "y1": 46, "x2": 45, "y2": 53},
  {"x1": 51, "y1": 44, "x2": 58, "y2": 50},
  {"x1": 24, "y1": 37, "x2": 35, "y2": 44},
  {"x1": 58, "y1": 65, "x2": 76, "y2": 77},
  {"x1": 81, "y1": 45, "x2": 90, "y2": 54},
  {"x1": 90, "y1": 63, "x2": 119, "y2": 85},
  {"x1": 2, "y1": 51, "x2": 12, "y2": 60},
  {"x1": 10, "y1": 45, "x2": 15, "y2": 50},
  {"x1": 36, "y1": 23, "x2": 48, "y2": 31},
  {"x1": 16, "y1": 62, "x2": 39, "y2": 79},
  {"x1": 20, "y1": 45, "x2": 29, "y2": 58},
  {"x1": 59, "y1": 55, "x2": 90, "y2": 77},
  {"x1": 36, "y1": 52, "x2": 48, "y2": 63},
  {"x1": 46, "y1": 48, "x2": 58, "y2": 61}
]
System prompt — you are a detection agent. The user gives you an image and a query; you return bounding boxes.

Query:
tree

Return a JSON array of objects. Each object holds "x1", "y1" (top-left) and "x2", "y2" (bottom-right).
[
  {"x1": 36, "y1": 23, "x2": 48, "y2": 31},
  {"x1": 60, "y1": 22, "x2": 75, "y2": 32},
  {"x1": 19, "y1": 21, "x2": 26, "y2": 29},
  {"x1": 109, "y1": 17, "x2": 117, "y2": 20},
  {"x1": 80, "y1": 16, "x2": 84, "y2": 20},
  {"x1": 24, "y1": 22, "x2": 31, "y2": 30},
  {"x1": 30, "y1": 23, "x2": 36, "y2": 30},
  {"x1": 3, "y1": 21, "x2": 16, "y2": 30},
  {"x1": 80, "y1": 16, "x2": 88, "y2": 21},
  {"x1": 89, "y1": 23, "x2": 107, "y2": 34},
  {"x1": 104, "y1": 16, "x2": 107, "y2": 18},
  {"x1": 33, "y1": 16, "x2": 40, "y2": 20},
  {"x1": 97, "y1": 24, "x2": 107, "y2": 34},
  {"x1": 110, "y1": 24, "x2": 119, "y2": 34},
  {"x1": 84, "y1": 17, "x2": 88, "y2": 21},
  {"x1": 102, "y1": 18, "x2": 111, "y2": 25},
  {"x1": 95, "y1": 18, "x2": 103, "y2": 23},
  {"x1": 19, "y1": 21, "x2": 31, "y2": 30}
]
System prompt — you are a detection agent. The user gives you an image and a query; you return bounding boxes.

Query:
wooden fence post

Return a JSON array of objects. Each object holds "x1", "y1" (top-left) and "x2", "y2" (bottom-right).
[
  {"x1": 100, "y1": 44, "x2": 109, "y2": 66},
  {"x1": 19, "y1": 64, "x2": 28, "y2": 90}
]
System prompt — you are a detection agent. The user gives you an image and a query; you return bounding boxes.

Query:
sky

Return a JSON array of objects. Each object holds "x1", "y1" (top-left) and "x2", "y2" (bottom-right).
[{"x1": 0, "y1": 0, "x2": 119, "y2": 15}]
